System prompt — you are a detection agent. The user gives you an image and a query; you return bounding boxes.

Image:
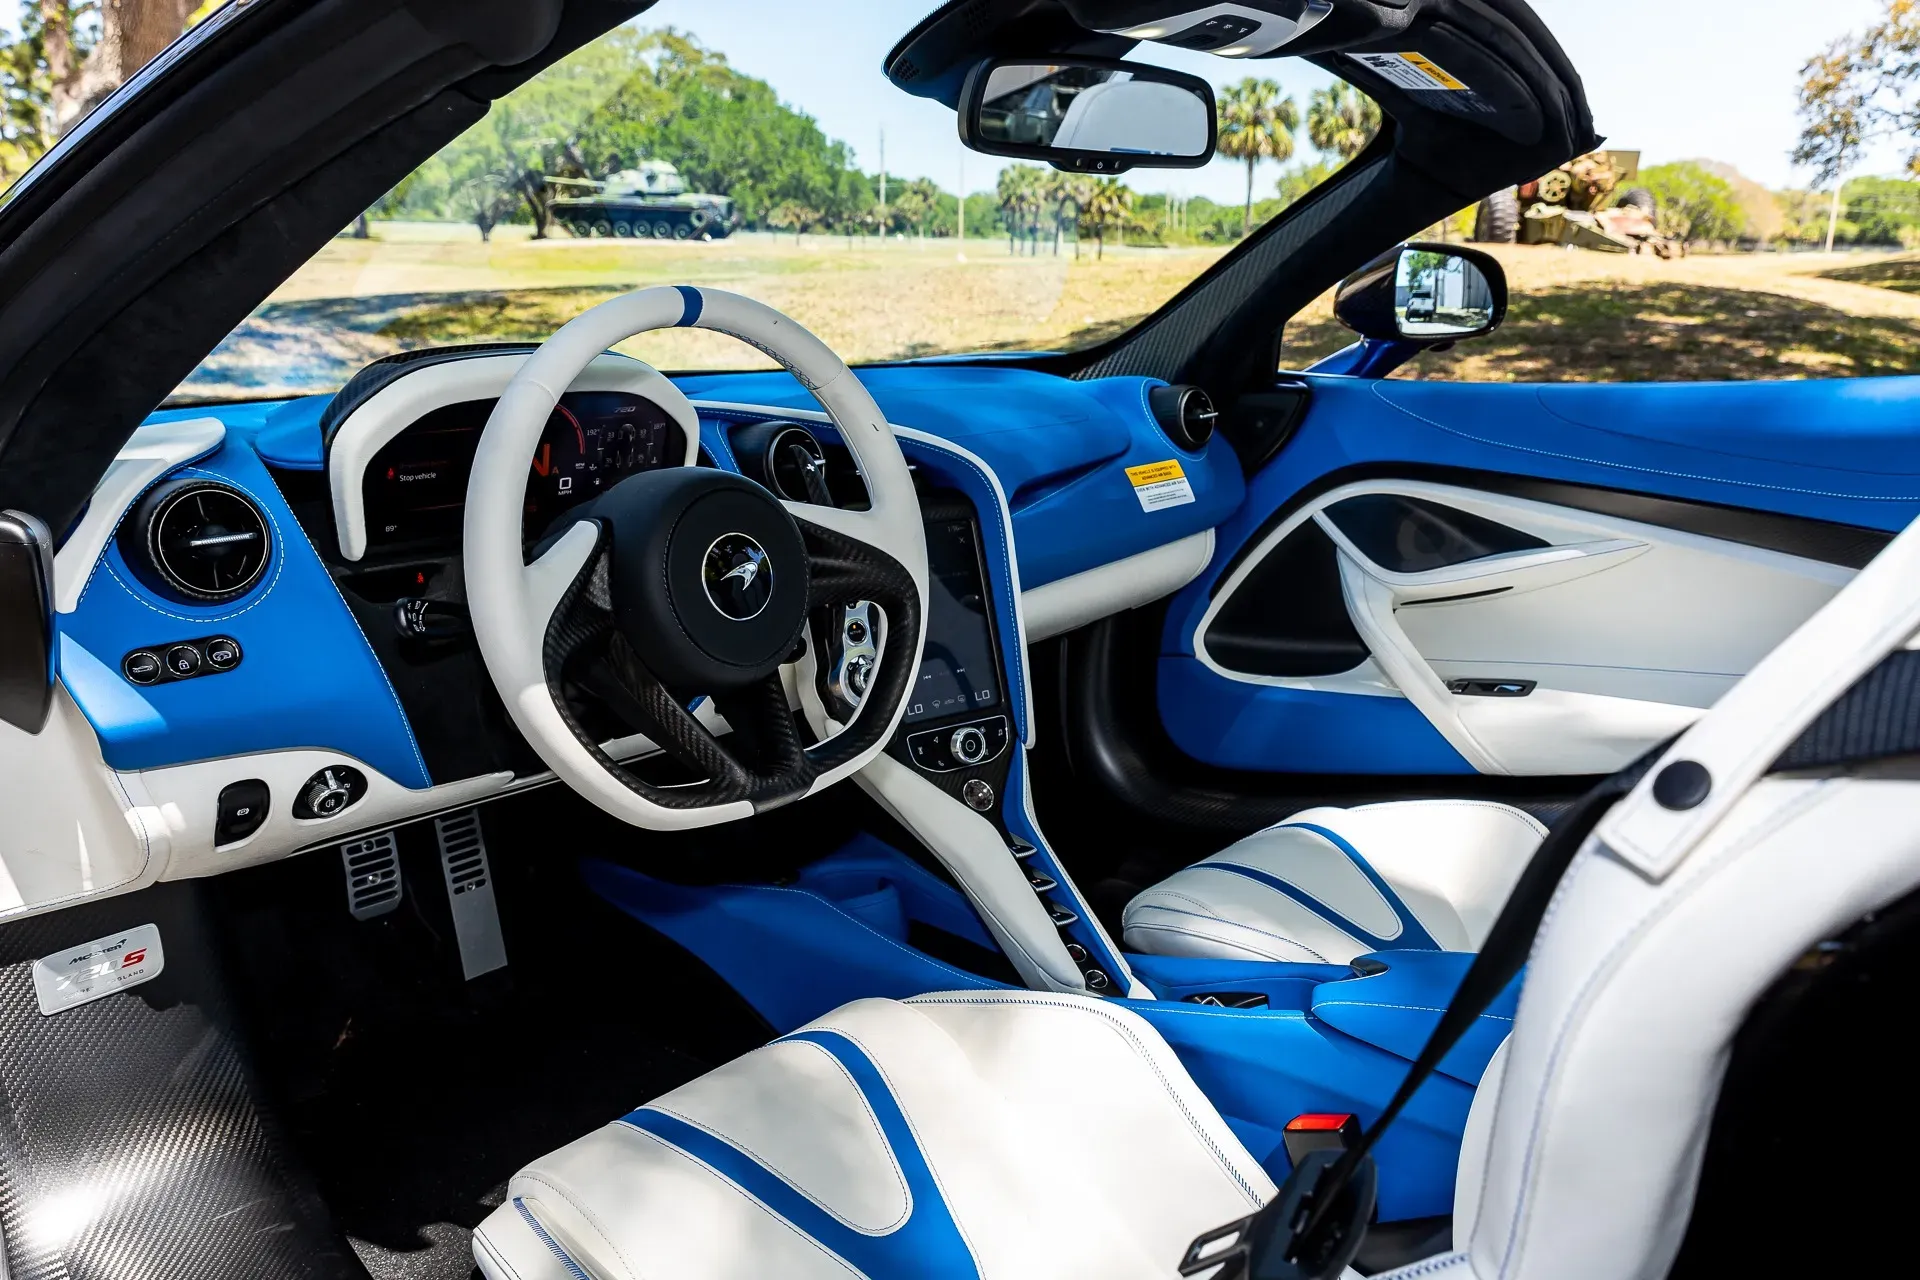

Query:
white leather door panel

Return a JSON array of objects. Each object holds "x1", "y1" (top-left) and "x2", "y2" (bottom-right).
[{"x1": 1196, "y1": 480, "x2": 1854, "y2": 775}]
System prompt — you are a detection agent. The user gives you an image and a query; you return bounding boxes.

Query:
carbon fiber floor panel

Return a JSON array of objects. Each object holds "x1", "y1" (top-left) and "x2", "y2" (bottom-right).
[{"x1": 0, "y1": 882, "x2": 364, "y2": 1280}]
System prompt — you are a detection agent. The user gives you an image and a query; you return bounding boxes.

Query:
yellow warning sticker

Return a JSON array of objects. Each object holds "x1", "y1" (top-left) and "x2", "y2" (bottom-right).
[
  {"x1": 1347, "y1": 51, "x2": 1470, "y2": 92},
  {"x1": 1126, "y1": 460, "x2": 1186, "y2": 486},
  {"x1": 1126, "y1": 459, "x2": 1196, "y2": 512}
]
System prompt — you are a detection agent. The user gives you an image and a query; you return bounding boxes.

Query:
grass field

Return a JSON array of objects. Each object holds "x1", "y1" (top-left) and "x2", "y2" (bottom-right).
[{"x1": 174, "y1": 221, "x2": 1920, "y2": 400}]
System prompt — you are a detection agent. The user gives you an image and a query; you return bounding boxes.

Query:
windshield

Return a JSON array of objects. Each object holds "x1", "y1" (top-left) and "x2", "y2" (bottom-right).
[{"x1": 148, "y1": 10, "x2": 1364, "y2": 403}]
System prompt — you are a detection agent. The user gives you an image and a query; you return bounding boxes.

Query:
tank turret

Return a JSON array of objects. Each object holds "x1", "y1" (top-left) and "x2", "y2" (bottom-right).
[{"x1": 549, "y1": 158, "x2": 739, "y2": 240}]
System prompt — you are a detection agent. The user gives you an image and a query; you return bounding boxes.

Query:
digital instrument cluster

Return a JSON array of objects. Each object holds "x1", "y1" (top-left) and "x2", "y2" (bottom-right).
[{"x1": 362, "y1": 391, "x2": 681, "y2": 548}]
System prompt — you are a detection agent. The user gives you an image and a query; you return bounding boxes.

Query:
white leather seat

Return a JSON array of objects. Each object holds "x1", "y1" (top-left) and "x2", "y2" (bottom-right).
[
  {"x1": 1122, "y1": 800, "x2": 1547, "y2": 965},
  {"x1": 472, "y1": 991, "x2": 1279, "y2": 1280}
]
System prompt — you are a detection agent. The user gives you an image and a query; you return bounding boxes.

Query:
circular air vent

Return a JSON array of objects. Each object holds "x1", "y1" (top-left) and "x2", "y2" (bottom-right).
[
  {"x1": 134, "y1": 480, "x2": 271, "y2": 603},
  {"x1": 764, "y1": 426, "x2": 830, "y2": 502},
  {"x1": 1148, "y1": 384, "x2": 1219, "y2": 451}
]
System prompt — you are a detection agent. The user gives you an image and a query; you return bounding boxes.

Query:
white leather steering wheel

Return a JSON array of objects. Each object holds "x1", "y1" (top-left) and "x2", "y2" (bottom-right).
[{"x1": 463, "y1": 286, "x2": 929, "y2": 830}]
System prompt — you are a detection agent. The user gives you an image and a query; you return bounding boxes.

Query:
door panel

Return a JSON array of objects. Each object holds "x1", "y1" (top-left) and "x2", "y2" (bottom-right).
[{"x1": 1162, "y1": 377, "x2": 1913, "y2": 778}]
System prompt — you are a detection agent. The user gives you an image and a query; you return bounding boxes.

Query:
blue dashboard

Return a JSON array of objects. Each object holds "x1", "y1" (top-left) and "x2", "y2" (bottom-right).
[{"x1": 60, "y1": 364, "x2": 1241, "y2": 782}]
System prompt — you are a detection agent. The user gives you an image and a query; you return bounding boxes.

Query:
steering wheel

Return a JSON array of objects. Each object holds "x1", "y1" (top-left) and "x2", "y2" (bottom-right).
[{"x1": 463, "y1": 287, "x2": 928, "y2": 830}]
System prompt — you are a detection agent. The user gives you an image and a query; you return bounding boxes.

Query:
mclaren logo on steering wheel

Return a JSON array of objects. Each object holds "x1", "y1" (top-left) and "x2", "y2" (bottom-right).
[{"x1": 702, "y1": 533, "x2": 774, "y2": 621}]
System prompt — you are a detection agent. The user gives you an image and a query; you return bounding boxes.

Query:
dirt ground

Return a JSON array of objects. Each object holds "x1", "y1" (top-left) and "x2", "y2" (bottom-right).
[{"x1": 174, "y1": 221, "x2": 1920, "y2": 400}]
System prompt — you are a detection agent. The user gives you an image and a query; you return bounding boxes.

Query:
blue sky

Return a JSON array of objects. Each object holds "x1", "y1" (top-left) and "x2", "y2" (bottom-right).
[{"x1": 654, "y1": 0, "x2": 1906, "y2": 202}]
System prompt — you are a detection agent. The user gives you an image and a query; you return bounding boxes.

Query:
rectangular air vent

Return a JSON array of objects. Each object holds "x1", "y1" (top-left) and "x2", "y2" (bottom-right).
[{"x1": 340, "y1": 831, "x2": 402, "y2": 920}]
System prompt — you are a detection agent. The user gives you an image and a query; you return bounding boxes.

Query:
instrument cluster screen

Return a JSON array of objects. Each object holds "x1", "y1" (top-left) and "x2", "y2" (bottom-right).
[
  {"x1": 362, "y1": 392, "x2": 681, "y2": 548},
  {"x1": 904, "y1": 518, "x2": 1005, "y2": 725}
]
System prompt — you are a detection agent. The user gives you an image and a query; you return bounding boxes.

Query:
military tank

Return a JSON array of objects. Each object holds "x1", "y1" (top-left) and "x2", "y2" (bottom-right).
[
  {"x1": 549, "y1": 160, "x2": 740, "y2": 240},
  {"x1": 1472, "y1": 150, "x2": 1680, "y2": 258}
]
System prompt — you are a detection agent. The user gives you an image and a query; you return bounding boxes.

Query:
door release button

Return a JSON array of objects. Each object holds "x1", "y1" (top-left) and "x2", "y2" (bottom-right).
[{"x1": 215, "y1": 779, "x2": 271, "y2": 846}]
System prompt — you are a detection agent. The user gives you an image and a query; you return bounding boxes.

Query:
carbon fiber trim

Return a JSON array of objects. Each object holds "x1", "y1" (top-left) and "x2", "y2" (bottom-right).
[{"x1": 0, "y1": 883, "x2": 361, "y2": 1280}]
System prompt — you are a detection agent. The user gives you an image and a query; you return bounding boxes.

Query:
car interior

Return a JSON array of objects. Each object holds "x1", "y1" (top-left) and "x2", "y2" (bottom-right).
[{"x1": 2, "y1": 1, "x2": 1920, "y2": 1278}]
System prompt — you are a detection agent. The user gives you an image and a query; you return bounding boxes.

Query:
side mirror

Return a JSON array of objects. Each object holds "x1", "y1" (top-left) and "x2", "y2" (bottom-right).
[
  {"x1": 958, "y1": 56, "x2": 1215, "y2": 174},
  {"x1": 1334, "y1": 243, "x2": 1507, "y2": 345},
  {"x1": 0, "y1": 510, "x2": 55, "y2": 735}
]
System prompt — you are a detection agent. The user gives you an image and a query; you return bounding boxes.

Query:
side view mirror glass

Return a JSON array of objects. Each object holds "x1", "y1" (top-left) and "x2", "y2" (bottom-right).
[
  {"x1": 958, "y1": 57, "x2": 1216, "y2": 173},
  {"x1": 1334, "y1": 242, "x2": 1508, "y2": 345},
  {"x1": 0, "y1": 509, "x2": 55, "y2": 735}
]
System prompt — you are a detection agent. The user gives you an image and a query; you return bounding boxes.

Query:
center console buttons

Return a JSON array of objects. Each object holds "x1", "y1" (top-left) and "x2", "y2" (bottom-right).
[
  {"x1": 961, "y1": 778, "x2": 995, "y2": 811},
  {"x1": 906, "y1": 714, "x2": 1010, "y2": 773}
]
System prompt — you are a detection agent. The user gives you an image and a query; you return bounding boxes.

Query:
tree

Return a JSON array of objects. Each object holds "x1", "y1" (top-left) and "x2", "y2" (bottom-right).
[
  {"x1": 1640, "y1": 162, "x2": 1746, "y2": 244},
  {"x1": 1216, "y1": 78, "x2": 1296, "y2": 237},
  {"x1": 1794, "y1": 33, "x2": 1871, "y2": 250},
  {"x1": 892, "y1": 177, "x2": 941, "y2": 240},
  {"x1": 996, "y1": 163, "x2": 1046, "y2": 254},
  {"x1": 1077, "y1": 177, "x2": 1133, "y2": 259},
  {"x1": 40, "y1": 0, "x2": 195, "y2": 133},
  {"x1": 1306, "y1": 81, "x2": 1381, "y2": 162}
]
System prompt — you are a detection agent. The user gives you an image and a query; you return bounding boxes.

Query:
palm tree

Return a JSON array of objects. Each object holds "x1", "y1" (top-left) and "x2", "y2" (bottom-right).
[
  {"x1": 997, "y1": 163, "x2": 1050, "y2": 254},
  {"x1": 1077, "y1": 178, "x2": 1134, "y2": 259},
  {"x1": 1307, "y1": 82, "x2": 1383, "y2": 162},
  {"x1": 1216, "y1": 78, "x2": 1297, "y2": 237}
]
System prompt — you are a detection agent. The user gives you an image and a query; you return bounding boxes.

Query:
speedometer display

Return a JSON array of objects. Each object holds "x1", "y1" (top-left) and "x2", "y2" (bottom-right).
[
  {"x1": 522, "y1": 391, "x2": 675, "y2": 536},
  {"x1": 362, "y1": 390, "x2": 682, "y2": 550}
]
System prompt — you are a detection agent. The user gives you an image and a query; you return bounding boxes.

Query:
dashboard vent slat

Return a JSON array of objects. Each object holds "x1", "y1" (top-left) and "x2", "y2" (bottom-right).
[{"x1": 132, "y1": 480, "x2": 272, "y2": 603}]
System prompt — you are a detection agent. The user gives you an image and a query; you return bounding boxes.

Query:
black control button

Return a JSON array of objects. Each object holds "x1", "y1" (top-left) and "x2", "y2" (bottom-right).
[
  {"x1": 1083, "y1": 968, "x2": 1111, "y2": 992},
  {"x1": 1064, "y1": 941, "x2": 1090, "y2": 964},
  {"x1": 293, "y1": 765, "x2": 368, "y2": 819},
  {"x1": 1653, "y1": 759, "x2": 1712, "y2": 811},
  {"x1": 164, "y1": 644, "x2": 203, "y2": 677},
  {"x1": 1047, "y1": 902, "x2": 1079, "y2": 927},
  {"x1": 1027, "y1": 871, "x2": 1058, "y2": 892},
  {"x1": 123, "y1": 650, "x2": 162, "y2": 685},
  {"x1": 215, "y1": 779, "x2": 271, "y2": 845},
  {"x1": 204, "y1": 636, "x2": 242, "y2": 670},
  {"x1": 961, "y1": 778, "x2": 995, "y2": 811},
  {"x1": 845, "y1": 618, "x2": 868, "y2": 645}
]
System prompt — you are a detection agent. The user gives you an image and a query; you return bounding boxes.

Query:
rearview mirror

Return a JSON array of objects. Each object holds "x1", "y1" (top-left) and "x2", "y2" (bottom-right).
[
  {"x1": 0, "y1": 509, "x2": 55, "y2": 735},
  {"x1": 958, "y1": 57, "x2": 1215, "y2": 173},
  {"x1": 1334, "y1": 243, "x2": 1508, "y2": 344}
]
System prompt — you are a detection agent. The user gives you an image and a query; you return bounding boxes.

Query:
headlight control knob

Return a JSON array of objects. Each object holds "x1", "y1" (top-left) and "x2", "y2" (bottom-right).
[
  {"x1": 294, "y1": 765, "x2": 367, "y2": 819},
  {"x1": 950, "y1": 725, "x2": 989, "y2": 766}
]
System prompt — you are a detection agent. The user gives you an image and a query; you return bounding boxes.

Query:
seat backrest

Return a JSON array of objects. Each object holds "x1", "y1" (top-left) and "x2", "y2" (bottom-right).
[{"x1": 1447, "y1": 511, "x2": 1920, "y2": 1280}]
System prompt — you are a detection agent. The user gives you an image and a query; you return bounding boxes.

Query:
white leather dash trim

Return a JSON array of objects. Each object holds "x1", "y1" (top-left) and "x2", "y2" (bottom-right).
[
  {"x1": 1023, "y1": 529, "x2": 1215, "y2": 642},
  {"x1": 55, "y1": 417, "x2": 226, "y2": 612}
]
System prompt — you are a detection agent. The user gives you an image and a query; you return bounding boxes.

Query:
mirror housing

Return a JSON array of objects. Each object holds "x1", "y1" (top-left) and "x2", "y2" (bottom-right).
[
  {"x1": 0, "y1": 510, "x2": 54, "y2": 735},
  {"x1": 1334, "y1": 242, "x2": 1507, "y2": 345},
  {"x1": 958, "y1": 56, "x2": 1215, "y2": 173}
]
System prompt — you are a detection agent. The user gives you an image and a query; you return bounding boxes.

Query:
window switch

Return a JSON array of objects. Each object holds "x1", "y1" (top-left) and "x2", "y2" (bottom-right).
[{"x1": 215, "y1": 779, "x2": 270, "y2": 846}]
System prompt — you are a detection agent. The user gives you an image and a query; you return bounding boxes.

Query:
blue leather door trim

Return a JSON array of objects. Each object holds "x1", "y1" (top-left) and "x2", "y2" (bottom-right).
[
  {"x1": 1163, "y1": 374, "x2": 1920, "y2": 775},
  {"x1": 1157, "y1": 656, "x2": 1472, "y2": 774},
  {"x1": 622, "y1": 1027, "x2": 979, "y2": 1278}
]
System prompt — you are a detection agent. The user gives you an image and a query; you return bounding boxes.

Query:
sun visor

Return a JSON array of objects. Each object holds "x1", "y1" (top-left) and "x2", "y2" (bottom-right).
[{"x1": 1339, "y1": 24, "x2": 1545, "y2": 148}]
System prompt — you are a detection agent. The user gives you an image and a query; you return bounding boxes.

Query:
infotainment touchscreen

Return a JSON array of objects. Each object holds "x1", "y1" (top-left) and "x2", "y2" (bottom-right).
[{"x1": 904, "y1": 517, "x2": 1004, "y2": 725}]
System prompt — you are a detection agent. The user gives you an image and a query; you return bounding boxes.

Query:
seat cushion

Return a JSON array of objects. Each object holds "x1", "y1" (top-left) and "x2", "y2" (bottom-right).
[
  {"x1": 473, "y1": 992, "x2": 1275, "y2": 1280},
  {"x1": 1122, "y1": 801, "x2": 1547, "y2": 965}
]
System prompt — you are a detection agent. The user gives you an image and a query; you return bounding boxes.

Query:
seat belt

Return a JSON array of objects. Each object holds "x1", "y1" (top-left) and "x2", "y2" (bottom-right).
[{"x1": 1180, "y1": 755, "x2": 1661, "y2": 1280}]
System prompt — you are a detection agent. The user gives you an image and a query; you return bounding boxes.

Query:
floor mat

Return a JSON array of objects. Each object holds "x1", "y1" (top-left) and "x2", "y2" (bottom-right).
[{"x1": 210, "y1": 798, "x2": 773, "y2": 1280}]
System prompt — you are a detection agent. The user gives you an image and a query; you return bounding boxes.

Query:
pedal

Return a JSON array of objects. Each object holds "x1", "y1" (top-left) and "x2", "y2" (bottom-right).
[
  {"x1": 340, "y1": 830, "x2": 403, "y2": 920},
  {"x1": 435, "y1": 809, "x2": 507, "y2": 980}
]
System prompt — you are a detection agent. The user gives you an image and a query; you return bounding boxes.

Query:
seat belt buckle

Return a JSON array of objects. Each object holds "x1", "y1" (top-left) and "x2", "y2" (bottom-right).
[
  {"x1": 1177, "y1": 1148, "x2": 1377, "y2": 1280},
  {"x1": 1281, "y1": 1113, "x2": 1359, "y2": 1169}
]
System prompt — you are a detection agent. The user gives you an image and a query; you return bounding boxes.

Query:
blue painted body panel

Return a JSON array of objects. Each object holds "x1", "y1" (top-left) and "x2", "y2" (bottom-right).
[
  {"x1": 1162, "y1": 374, "x2": 1920, "y2": 773},
  {"x1": 679, "y1": 367, "x2": 1245, "y2": 587},
  {"x1": 58, "y1": 424, "x2": 431, "y2": 785}
]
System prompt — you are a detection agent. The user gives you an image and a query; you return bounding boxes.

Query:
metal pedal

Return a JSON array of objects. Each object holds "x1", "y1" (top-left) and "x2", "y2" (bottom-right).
[
  {"x1": 340, "y1": 830, "x2": 402, "y2": 920},
  {"x1": 435, "y1": 809, "x2": 507, "y2": 980}
]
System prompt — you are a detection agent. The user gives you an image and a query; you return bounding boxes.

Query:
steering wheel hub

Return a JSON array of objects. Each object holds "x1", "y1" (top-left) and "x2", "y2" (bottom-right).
[{"x1": 597, "y1": 467, "x2": 809, "y2": 691}]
